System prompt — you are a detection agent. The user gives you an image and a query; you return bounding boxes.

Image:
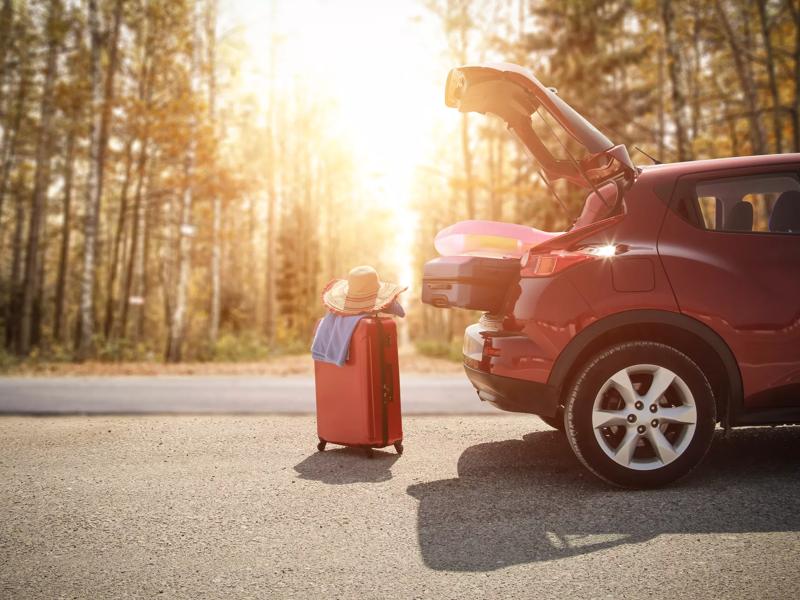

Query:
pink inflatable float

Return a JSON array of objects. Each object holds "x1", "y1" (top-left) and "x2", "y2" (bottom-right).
[{"x1": 434, "y1": 220, "x2": 561, "y2": 258}]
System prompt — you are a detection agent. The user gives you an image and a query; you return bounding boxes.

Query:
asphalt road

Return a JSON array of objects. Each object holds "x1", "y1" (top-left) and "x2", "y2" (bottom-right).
[
  {"x1": 1, "y1": 415, "x2": 799, "y2": 598},
  {"x1": 0, "y1": 375, "x2": 496, "y2": 414}
]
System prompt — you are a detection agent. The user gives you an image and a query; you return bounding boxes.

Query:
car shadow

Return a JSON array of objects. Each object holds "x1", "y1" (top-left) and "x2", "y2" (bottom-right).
[
  {"x1": 407, "y1": 427, "x2": 800, "y2": 571},
  {"x1": 294, "y1": 446, "x2": 400, "y2": 484}
]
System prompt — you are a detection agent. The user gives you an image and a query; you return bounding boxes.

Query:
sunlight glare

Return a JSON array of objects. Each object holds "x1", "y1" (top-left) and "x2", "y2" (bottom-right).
[{"x1": 226, "y1": 1, "x2": 449, "y2": 292}]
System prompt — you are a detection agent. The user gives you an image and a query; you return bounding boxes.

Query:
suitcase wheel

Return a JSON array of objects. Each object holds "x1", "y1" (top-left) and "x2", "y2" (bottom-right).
[
  {"x1": 394, "y1": 442, "x2": 404, "y2": 455},
  {"x1": 365, "y1": 448, "x2": 375, "y2": 459},
  {"x1": 317, "y1": 440, "x2": 327, "y2": 452}
]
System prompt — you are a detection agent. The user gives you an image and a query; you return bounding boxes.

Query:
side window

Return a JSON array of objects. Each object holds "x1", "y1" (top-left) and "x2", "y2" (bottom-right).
[
  {"x1": 693, "y1": 173, "x2": 800, "y2": 234},
  {"x1": 742, "y1": 191, "x2": 782, "y2": 232},
  {"x1": 696, "y1": 195, "x2": 717, "y2": 229}
]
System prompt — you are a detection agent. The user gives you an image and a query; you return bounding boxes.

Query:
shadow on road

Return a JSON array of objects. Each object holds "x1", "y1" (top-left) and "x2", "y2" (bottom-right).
[
  {"x1": 294, "y1": 446, "x2": 400, "y2": 484},
  {"x1": 407, "y1": 427, "x2": 800, "y2": 571}
]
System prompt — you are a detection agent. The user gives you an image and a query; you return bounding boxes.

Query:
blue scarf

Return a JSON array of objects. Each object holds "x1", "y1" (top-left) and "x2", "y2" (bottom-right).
[{"x1": 311, "y1": 301, "x2": 405, "y2": 367}]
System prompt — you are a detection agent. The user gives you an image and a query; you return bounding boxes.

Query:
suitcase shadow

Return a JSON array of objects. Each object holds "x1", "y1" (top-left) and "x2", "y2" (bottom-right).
[
  {"x1": 294, "y1": 447, "x2": 400, "y2": 484},
  {"x1": 407, "y1": 426, "x2": 800, "y2": 571}
]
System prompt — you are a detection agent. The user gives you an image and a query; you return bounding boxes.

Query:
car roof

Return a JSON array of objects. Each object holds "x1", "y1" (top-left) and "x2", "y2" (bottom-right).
[{"x1": 638, "y1": 153, "x2": 800, "y2": 178}]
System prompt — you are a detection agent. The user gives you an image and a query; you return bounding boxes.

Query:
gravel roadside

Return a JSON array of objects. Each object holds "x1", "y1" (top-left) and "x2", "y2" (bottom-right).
[{"x1": 0, "y1": 352, "x2": 463, "y2": 378}]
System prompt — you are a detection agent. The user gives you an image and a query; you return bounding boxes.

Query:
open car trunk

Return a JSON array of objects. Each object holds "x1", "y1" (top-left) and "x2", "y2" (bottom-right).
[{"x1": 421, "y1": 63, "x2": 636, "y2": 313}]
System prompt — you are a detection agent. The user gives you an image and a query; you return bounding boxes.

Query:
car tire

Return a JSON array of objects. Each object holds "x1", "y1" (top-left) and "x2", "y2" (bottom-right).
[
  {"x1": 539, "y1": 412, "x2": 565, "y2": 432},
  {"x1": 565, "y1": 341, "x2": 716, "y2": 488}
]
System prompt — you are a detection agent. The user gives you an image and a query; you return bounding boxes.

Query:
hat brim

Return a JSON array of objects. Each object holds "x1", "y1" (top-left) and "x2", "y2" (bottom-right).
[{"x1": 322, "y1": 279, "x2": 407, "y2": 316}]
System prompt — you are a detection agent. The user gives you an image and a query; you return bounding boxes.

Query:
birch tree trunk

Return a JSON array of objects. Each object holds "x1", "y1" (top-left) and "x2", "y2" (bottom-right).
[
  {"x1": 92, "y1": 0, "x2": 124, "y2": 273},
  {"x1": 165, "y1": 9, "x2": 200, "y2": 363},
  {"x1": 756, "y1": 0, "x2": 783, "y2": 153},
  {"x1": 689, "y1": 2, "x2": 702, "y2": 141},
  {"x1": 166, "y1": 169, "x2": 195, "y2": 362},
  {"x1": 31, "y1": 217, "x2": 48, "y2": 347},
  {"x1": 206, "y1": 0, "x2": 221, "y2": 345},
  {"x1": 209, "y1": 198, "x2": 221, "y2": 343},
  {"x1": 120, "y1": 138, "x2": 148, "y2": 338},
  {"x1": 0, "y1": 54, "x2": 30, "y2": 246},
  {"x1": 787, "y1": 0, "x2": 800, "y2": 152},
  {"x1": 136, "y1": 170, "x2": 152, "y2": 340},
  {"x1": 119, "y1": 12, "x2": 154, "y2": 340},
  {"x1": 264, "y1": 181, "x2": 276, "y2": 339},
  {"x1": 5, "y1": 178, "x2": 25, "y2": 349},
  {"x1": 714, "y1": 0, "x2": 766, "y2": 155},
  {"x1": 0, "y1": 0, "x2": 11, "y2": 107},
  {"x1": 54, "y1": 122, "x2": 77, "y2": 343},
  {"x1": 455, "y1": 0, "x2": 475, "y2": 219},
  {"x1": 102, "y1": 139, "x2": 134, "y2": 339},
  {"x1": 656, "y1": 45, "x2": 666, "y2": 162},
  {"x1": 660, "y1": 0, "x2": 691, "y2": 161},
  {"x1": 18, "y1": 0, "x2": 62, "y2": 355},
  {"x1": 487, "y1": 126, "x2": 503, "y2": 221},
  {"x1": 461, "y1": 113, "x2": 476, "y2": 219},
  {"x1": 263, "y1": 17, "x2": 279, "y2": 344},
  {"x1": 247, "y1": 195, "x2": 257, "y2": 321},
  {"x1": 77, "y1": 0, "x2": 103, "y2": 359},
  {"x1": 0, "y1": 1, "x2": 12, "y2": 181}
]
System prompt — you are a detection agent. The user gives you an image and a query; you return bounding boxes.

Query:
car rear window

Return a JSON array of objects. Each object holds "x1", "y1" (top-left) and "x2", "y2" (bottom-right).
[{"x1": 529, "y1": 108, "x2": 589, "y2": 163}]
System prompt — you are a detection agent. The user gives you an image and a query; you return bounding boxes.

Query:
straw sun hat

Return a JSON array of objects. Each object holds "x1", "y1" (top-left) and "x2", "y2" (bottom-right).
[{"x1": 322, "y1": 265, "x2": 406, "y2": 316}]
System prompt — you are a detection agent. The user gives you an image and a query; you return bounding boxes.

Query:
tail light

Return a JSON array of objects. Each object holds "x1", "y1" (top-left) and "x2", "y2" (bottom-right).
[
  {"x1": 519, "y1": 214, "x2": 626, "y2": 278},
  {"x1": 521, "y1": 244, "x2": 622, "y2": 278}
]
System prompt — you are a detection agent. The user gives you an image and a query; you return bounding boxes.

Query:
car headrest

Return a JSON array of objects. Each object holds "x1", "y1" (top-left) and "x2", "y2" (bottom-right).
[
  {"x1": 769, "y1": 190, "x2": 800, "y2": 233},
  {"x1": 725, "y1": 201, "x2": 753, "y2": 231}
]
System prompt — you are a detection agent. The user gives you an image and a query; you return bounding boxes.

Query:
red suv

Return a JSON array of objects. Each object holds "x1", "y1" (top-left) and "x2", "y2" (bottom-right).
[{"x1": 422, "y1": 63, "x2": 800, "y2": 488}]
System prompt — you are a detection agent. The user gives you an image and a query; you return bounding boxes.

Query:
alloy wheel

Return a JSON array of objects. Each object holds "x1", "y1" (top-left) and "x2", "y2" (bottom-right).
[{"x1": 591, "y1": 364, "x2": 697, "y2": 471}]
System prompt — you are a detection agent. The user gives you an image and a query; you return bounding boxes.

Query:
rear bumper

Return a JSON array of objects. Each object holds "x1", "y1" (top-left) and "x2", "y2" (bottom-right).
[{"x1": 463, "y1": 363, "x2": 559, "y2": 417}]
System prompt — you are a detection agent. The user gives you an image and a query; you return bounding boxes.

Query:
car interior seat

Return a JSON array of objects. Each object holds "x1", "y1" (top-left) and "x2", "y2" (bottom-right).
[
  {"x1": 725, "y1": 200, "x2": 754, "y2": 231},
  {"x1": 769, "y1": 190, "x2": 800, "y2": 233},
  {"x1": 573, "y1": 181, "x2": 618, "y2": 229}
]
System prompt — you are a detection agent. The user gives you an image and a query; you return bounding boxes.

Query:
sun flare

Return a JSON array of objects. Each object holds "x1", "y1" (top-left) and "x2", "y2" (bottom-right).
[{"x1": 227, "y1": 0, "x2": 451, "y2": 292}]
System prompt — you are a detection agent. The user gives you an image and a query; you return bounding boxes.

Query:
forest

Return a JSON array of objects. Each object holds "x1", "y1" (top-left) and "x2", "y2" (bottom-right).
[{"x1": 0, "y1": 0, "x2": 798, "y2": 365}]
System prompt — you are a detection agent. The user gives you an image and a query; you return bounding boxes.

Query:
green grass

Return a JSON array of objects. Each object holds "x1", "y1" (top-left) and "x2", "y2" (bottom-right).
[
  {"x1": 0, "y1": 330, "x2": 312, "y2": 371},
  {"x1": 414, "y1": 338, "x2": 463, "y2": 362},
  {"x1": 0, "y1": 348, "x2": 20, "y2": 373},
  {"x1": 208, "y1": 332, "x2": 273, "y2": 362}
]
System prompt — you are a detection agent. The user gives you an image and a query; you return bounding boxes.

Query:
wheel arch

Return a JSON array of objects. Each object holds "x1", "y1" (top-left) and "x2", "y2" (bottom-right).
[{"x1": 548, "y1": 309, "x2": 743, "y2": 426}]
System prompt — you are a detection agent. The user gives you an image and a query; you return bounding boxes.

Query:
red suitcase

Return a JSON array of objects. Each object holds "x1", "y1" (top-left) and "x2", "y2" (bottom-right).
[{"x1": 314, "y1": 317, "x2": 403, "y2": 456}]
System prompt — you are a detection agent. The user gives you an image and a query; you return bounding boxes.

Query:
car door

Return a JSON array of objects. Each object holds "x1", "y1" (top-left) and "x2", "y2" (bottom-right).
[{"x1": 657, "y1": 160, "x2": 800, "y2": 422}]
